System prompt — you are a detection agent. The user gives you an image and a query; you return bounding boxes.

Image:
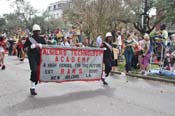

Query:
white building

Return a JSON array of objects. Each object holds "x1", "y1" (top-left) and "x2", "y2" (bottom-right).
[{"x1": 47, "y1": 0, "x2": 72, "y2": 18}]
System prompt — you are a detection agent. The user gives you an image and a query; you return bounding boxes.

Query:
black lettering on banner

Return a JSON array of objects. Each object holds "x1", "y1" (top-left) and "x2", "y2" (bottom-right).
[
  {"x1": 59, "y1": 64, "x2": 72, "y2": 68},
  {"x1": 45, "y1": 70, "x2": 54, "y2": 74},
  {"x1": 51, "y1": 76, "x2": 60, "y2": 80},
  {"x1": 48, "y1": 63, "x2": 57, "y2": 68},
  {"x1": 89, "y1": 64, "x2": 94, "y2": 68},
  {"x1": 43, "y1": 63, "x2": 46, "y2": 67},
  {"x1": 89, "y1": 64, "x2": 101, "y2": 68},
  {"x1": 65, "y1": 75, "x2": 79, "y2": 79},
  {"x1": 89, "y1": 69, "x2": 98, "y2": 73},
  {"x1": 75, "y1": 64, "x2": 81, "y2": 68},
  {"x1": 82, "y1": 64, "x2": 88, "y2": 68},
  {"x1": 51, "y1": 76, "x2": 56, "y2": 80},
  {"x1": 96, "y1": 64, "x2": 101, "y2": 68},
  {"x1": 86, "y1": 73, "x2": 91, "y2": 78}
]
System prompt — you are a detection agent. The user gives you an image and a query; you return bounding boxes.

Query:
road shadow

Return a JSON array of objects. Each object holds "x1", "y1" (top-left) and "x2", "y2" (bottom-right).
[
  {"x1": 2, "y1": 87, "x2": 115, "y2": 115},
  {"x1": 126, "y1": 76, "x2": 139, "y2": 82},
  {"x1": 111, "y1": 73, "x2": 139, "y2": 83},
  {"x1": 15, "y1": 61, "x2": 25, "y2": 65}
]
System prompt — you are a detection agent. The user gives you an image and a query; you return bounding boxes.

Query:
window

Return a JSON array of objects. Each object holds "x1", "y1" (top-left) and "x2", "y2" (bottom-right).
[
  {"x1": 48, "y1": 6, "x2": 51, "y2": 11},
  {"x1": 54, "y1": 5, "x2": 56, "y2": 10}
]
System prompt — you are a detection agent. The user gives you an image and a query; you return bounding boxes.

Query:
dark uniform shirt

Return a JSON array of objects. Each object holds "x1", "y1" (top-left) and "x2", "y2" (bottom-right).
[
  {"x1": 24, "y1": 35, "x2": 46, "y2": 82},
  {"x1": 24, "y1": 36, "x2": 46, "y2": 64}
]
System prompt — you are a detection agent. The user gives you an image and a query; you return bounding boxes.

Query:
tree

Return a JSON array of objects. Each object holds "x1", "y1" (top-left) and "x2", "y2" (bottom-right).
[
  {"x1": 13, "y1": 0, "x2": 37, "y2": 29},
  {"x1": 0, "y1": 18, "x2": 6, "y2": 32},
  {"x1": 3, "y1": 13, "x2": 24, "y2": 34},
  {"x1": 122, "y1": 0, "x2": 175, "y2": 34},
  {"x1": 63, "y1": 0, "x2": 124, "y2": 39},
  {"x1": 64, "y1": 0, "x2": 175, "y2": 36},
  {"x1": 159, "y1": 0, "x2": 175, "y2": 24}
]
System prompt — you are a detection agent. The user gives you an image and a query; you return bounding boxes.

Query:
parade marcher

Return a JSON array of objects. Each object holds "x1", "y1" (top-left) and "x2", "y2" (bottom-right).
[
  {"x1": 17, "y1": 38, "x2": 25, "y2": 61},
  {"x1": 101, "y1": 32, "x2": 114, "y2": 85},
  {"x1": 24, "y1": 24, "x2": 46, "y2": 95},
  {"x1": 0, "y1": 36, "x2": 6, "y2": 70},
  {"x1": 7, "y1": 37, "x2": 15, "y2": 56}
]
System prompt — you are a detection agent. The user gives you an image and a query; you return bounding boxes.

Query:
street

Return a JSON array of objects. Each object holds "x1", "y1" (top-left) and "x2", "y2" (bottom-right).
[{"x1": 0, "y1": 56, "x2": 175, "y2": 116}]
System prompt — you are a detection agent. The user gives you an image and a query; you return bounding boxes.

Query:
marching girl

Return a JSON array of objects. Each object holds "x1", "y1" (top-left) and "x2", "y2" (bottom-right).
[{"x1": 0, "y1": 36, "x2": 6, "y2": 70}]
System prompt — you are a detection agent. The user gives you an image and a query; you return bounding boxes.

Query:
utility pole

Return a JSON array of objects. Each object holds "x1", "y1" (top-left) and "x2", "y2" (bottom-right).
[{"x1": 142, "y1": 0, "x2": 148, "y2": 33}]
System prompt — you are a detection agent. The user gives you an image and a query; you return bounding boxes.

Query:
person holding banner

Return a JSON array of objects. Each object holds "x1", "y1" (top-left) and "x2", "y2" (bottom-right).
[
  {"x1": 101, "y1": 32, "x2": 114, "y2": 85},
  {"x1": 24, "y1": 24, "x2": 46, "y2": 95}
]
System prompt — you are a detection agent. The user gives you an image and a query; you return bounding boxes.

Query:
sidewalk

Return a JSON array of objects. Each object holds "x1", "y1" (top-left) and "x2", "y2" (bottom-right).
[{"x1": 111, "y1": 69, "x2": 175, "y2": 84}]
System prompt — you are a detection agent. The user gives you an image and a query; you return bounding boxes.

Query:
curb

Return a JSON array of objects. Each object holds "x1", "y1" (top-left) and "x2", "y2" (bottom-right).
[{"x1": 111, "y1": 71, "x2": 175, "y2": 84}]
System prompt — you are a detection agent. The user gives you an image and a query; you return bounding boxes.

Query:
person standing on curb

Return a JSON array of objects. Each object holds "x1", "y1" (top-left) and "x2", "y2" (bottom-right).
[
  {"x1": 24, "y1": 24, "x2": 46, "y2": 95},
  {"x1": 101, "y1": 32, "x2": 114, "y2": 85},
  {"x1": 139, "y1": 34, "x2": 151, "y2": 75},
  {"x1": 124, "y1": 34, "x2": 135, "y2": 73}
]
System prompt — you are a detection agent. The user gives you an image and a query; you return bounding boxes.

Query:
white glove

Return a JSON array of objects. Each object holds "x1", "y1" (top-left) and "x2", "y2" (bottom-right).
[
  {"x1": 30, "y1": 44, "x2": 36, "y2": 49},
  {"x1": 104, "y1": 47, "x2": 107, "y2": 50},
  {"x1": 37, "y1": 43, "x2": 42, "y2": 49}
]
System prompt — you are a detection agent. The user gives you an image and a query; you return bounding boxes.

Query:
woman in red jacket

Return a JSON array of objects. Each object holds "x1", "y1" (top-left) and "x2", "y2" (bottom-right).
[{"x1": 0, "y1": 36, "x2": 6, "y2": 70}]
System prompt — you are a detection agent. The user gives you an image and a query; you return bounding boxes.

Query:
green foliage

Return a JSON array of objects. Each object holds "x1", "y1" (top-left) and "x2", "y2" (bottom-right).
[
  {"x1": 3, "y1": 13, "x2": 24, "y2": 33},
  {"x1": 0, "y1": 18, "x2": 6, "y2": 32}
]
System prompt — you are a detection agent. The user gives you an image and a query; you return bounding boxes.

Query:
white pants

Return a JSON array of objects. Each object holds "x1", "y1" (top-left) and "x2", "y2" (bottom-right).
[{"x1": 0, "y1": 47, "x2": 4, "y2": 53}]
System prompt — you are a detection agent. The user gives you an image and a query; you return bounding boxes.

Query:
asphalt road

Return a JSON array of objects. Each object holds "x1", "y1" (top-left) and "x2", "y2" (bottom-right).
[{"x1": 0, "y1": 56, "x2": 175, "y2": 116}]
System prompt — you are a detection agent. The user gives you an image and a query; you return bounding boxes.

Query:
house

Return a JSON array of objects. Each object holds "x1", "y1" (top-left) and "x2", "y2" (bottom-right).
[{"x1": 47, "y1": 0, "x2": 72, "y2": 18}]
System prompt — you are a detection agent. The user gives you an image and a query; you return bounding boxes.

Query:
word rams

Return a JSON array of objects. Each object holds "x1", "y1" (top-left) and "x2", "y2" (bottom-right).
[
  {"x1": 45, "y1": 70, "x2": 54, "y2": 74},
  {"x1": 55, "y1": 56, "x2": 89, "y2": 63},
  {"x1": 59, "y1": 68, "x2": 83, "y2": 75},
  {"x1": 51, "y1": 76, "x2": 60, "y2": 80},
  {"x1": 43, "y1": 48, "x2": 66, "y2": 56}
]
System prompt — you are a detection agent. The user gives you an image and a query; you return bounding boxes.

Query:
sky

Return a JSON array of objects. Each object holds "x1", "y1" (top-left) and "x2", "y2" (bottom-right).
[
  {"x1": 0, "y1": 0, "x2": 60, "y2": 16},
  {"x1": 0, "y1": 0, "x2": 156, "y2": 16}
]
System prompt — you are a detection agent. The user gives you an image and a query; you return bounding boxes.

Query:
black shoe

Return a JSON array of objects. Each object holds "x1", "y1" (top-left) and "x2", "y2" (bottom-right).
[
  {"x1": 20, "y1": 59, "x2": 24, "y2": 61},
  {"x1": 105, "y1": 73, "x2": 109, "y2": 77},
  {"x1": 30, "y1": 89, "x2": 37, "y2": 95},
  {"x1": 1, "y1": 65, "x2": 5, "y2": 70},
  {"x1": 102, "y1": 78, "x2": 108, "y2": 85},
  {"x1": 35, "y1": 81, "x2": 38, "y2": 85},
  {"x1": 103, "y1": 81, "x2": 108, "y2": 85}
]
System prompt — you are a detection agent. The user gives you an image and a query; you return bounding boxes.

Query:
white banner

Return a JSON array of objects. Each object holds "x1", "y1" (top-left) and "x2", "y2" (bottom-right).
[{"x1": 38, "y1": 46, "x2": 104, "y2": 83}]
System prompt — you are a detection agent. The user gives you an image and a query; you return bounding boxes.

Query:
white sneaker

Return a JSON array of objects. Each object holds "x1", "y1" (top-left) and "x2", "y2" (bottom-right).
[
  {"x1": 144, "y1": 71, "x2": 148, "y2": 76},
  {"x1": 138, "y1": 70, "x2": 143, "y2": 74}
]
